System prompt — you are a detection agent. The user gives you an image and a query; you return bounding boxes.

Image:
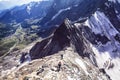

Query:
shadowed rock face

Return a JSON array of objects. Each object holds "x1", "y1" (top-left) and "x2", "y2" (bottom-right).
[
  {"x1": 30, "y1": 19, "x2": 94, "y2": 60},
  {"x1": 100, "y1": 0, "x2": 120, "y2": 32},
  {"x1": 30, "y1": 19, "x2": 70, "y2": 59}
]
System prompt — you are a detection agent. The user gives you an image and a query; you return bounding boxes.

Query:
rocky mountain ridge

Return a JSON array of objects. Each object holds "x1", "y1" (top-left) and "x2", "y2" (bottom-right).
[{"x1": 0, "y1": 0, "x2": 120, "y2": 80}]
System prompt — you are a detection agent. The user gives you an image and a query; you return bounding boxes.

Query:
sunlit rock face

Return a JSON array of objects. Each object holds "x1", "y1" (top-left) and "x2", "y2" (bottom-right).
[
  {"x1": 0, "y1": 47, "x2": 110, "y2": 80},
  {"x1": 84, "y1": 11, "x2": 120, "y2": 80},
  {"x1": 29, "y1": 12, "x2": 120, "y2": 80}
]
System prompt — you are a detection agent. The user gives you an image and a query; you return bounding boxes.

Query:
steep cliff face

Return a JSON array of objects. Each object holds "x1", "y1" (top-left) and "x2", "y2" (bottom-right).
[
  {"x1": 30, "y1": 19, "x2": 95, "y2": 62},
  {"x1": 30, "y1": 20, "x2": 70, "y2": 59},
  {"x1": 84, "y1": 10, "x2": 120, "y2": 80},
  {"x1": 100, "y1": 0, "x2": 120, "y2": 32},
  {"x1": 29, "y1": 8, "x2": 120, "y2": 80}
]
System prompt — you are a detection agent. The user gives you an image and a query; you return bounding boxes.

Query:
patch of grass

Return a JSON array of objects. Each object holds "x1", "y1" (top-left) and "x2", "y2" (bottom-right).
[
  {"x1": 0, "y1": 24, "x2": 39, "y2": 58},
  {"x1": 0, "y1": 39, "x2": 16, "y2": 56},
  {"x1": 16, "y1": 44, "x2": 26, "y2": 49}
]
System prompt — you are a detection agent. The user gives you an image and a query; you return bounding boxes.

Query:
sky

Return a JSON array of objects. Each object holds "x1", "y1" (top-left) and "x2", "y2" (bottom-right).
[{"x1": 0, "y1": 0, "x2": 43, "y2": 11}]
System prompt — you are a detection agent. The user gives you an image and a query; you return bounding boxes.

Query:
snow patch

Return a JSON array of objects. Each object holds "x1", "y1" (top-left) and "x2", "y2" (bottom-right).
[
  {"x1": 85, "y1": 11, "x2": 119, "y2": 37},
  {"x1": 67, "y1": 76, "x2": 74, "y2": 80},
  {"x1": 90, "y1": 44, "x2": 111, "y2": 68},
  {"x1": 105, "y1": 58, "x2": 120, "y2": 80},
  {"x1": 75, "y1": 58, "x2": 88, "y2": 75},
  {"x1": 27, "y1": 5, "x2": 31, "y2": 15},
  {"x1": 84, "y1": 19, "x2": 91, "y2": 28},
  {"x1": 90, "y1": 43, "x2": 120, "y2": 80},
  {"x1": 51, "y1": 7, "x2": 71, "y2": 20}
]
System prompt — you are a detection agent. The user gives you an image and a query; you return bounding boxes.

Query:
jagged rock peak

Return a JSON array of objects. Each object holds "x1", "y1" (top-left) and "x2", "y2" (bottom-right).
[
  {"x1": 29, "y1": 18, "x2": 95, "y2": 64},
  {"x1": 30, "y1": 19, "x2": 71, "y2": 60}
]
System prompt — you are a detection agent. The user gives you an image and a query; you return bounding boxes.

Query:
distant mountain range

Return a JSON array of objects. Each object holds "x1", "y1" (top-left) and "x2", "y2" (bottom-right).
[
  {"x1": 1, "y1": 0, "x2": 119, "y2": 29},
  {"x1": 0, "y1": 0, "x2": 109, "y2": 27},
  {"x1": 0, "y1": 0, "x2": 120, "y2": 40},
  {"x1": 0, "y1": 1, "x2": 53, "y2": 24}
]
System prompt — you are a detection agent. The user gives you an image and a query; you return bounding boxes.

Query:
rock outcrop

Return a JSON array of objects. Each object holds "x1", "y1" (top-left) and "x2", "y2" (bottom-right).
[
  {"x1": 0, "y1": 47, "x2": 110, "y2": 80},
  {"x1": 30, "y1": 19, "x2": 95, "y2": 64}
]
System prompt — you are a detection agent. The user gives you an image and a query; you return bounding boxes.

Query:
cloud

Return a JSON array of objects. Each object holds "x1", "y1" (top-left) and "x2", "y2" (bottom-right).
[
  {"x1": 0, "y1": 0, "x2": 11, "y2": 1},
  {"x1": 0, "y1": 0, "x2": 41, "y2": 2},
  {"x1": 0, "y1": 0, "x2": 43, "y2": 10},
  {"x1": 0, "y1": 0, "x2": 42, "y2": 4}
]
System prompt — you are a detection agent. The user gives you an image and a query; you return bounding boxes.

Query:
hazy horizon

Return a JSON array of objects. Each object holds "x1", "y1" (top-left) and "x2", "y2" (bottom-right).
[{"x1": 0, "y1": 0, "x2": 43, "y2": 11}]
